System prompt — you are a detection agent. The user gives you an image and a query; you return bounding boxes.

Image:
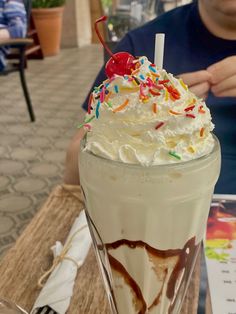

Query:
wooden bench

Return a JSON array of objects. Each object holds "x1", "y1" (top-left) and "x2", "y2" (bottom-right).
[{"x1": 0, "y1": 184, "x2": 208, "y2": 313}]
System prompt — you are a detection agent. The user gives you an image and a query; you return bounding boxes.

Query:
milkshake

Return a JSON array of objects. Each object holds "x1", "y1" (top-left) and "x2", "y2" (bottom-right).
[{"x1": 79, "y1": 57, "x2": 221, "y2": 313}]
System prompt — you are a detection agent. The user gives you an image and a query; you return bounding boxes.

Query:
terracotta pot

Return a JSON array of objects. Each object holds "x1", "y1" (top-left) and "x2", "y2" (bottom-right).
[{"x1": 32, "y1": 7, "x2": 64, "y2": 57}]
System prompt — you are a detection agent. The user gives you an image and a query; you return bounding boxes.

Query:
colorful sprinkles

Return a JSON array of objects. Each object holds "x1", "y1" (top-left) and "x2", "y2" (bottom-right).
[
  {"x1": 87, "y1": 93, "x2": 94, "y2": 114},
  {"x1": 106, "y1": 101, "x2": 113, "y2": 108},
  {"x1": 139, "y1": 74, "x2": 145, "y2": 81},
  {"x1": 100, "y1": 86, "x2": 106, "y2": 103},
  {"x1": 96, "y1": 101, "x2": 101, "y2": 118},
  {"x1": 200, "y1": 127, "x2": 205, "y2": 137},
  {"x1": 132, "y1": 75, "x2": 141, "y2": 85},
  {"x1": 184, "y1": 105, "x2": 195, "y2": 112},
  {"x1": 113, "y1": 99, "x2": 129, "y2": 113},
  {"x1": 169, "y1": 110, "x2": 182, "y2": 116},
  {"x1": 152, "y1": 103, "x2": 157, "y2": 113},
  {"x1": 198, "y1": 105, "x2": 206, "y2": 114},
  {"x1": 114, "y1": 85, "x2": 119, "y2": 93},
  {"x1": 188, "y1": 146, "x2": 195, "y2": 153},
  {"x1": 84, "y1": 58, "x2": 210, "y2": 162},
  {"x1": 185, "y1": 113, "x2": 195, "y2": 119},
  {"x1": 155, "y1": 122, "x2": 164, "y2": 130},
  {"x1": 77, "y1": 115, "x2": 95, "y2": 129},
  {"x1": 149, "y1": 89, "x2": 161, "y2": 96},
  {"x1": 149, "y1": 65, "x2": 157, "y2": 73},
  {"x1": 169, "y1": 151, "x2": 181, "y2": 160},
  {"x1": 179, "y1": 79, "x2": 188, "y2": 90}
]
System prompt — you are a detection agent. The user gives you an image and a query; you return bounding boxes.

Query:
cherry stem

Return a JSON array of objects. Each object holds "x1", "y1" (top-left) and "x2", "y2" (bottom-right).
[{"x1": 95, "y1": 16, "x2": 118, "y2": 62}]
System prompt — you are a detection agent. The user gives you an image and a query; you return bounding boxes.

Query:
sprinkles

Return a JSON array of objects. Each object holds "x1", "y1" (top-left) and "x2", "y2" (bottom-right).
[
  {"x1": 152, "y1": 103, "x2": 157, "y2": 113},
  {"x1": 188, "y1": 146, "x2": 195, "y2": 153},
  {"x1": 96, "y1": 101, "x2": 101, "y2": 118},
  {"x1": 77, "y1": 115, "x2": 95, "y2": 129},
  {"x1": 151, "y1": 72, "x2": 160, "y2": 78},
  {"x1": 114, "y1": 85, "x2": 119, "y2": 93},
  {"x1": 200, "y1": 127, "x2": 205, "y2": 137},
  {"x1": 185, "y1": 113, "x2": 195, "y2": 119},
  {"x1": 132, "y1": 68, "x2": 140, "y2": 75},
  {"x1": 158, "y1": 79, "x2": 170, "y2": 84},
  {"x1": 149, "y1": 89, "x2": 161, "y2": 96},
  {"x1": 87, "y1": 93, "x2": 94, "y2": 114},
  {"x1": 169, "y1": 110, "x2": 182, "y2": 116},
  {"x1": 169, "y1": 151, "x2": 181, "y2": 160},
  {"x1": 139, "y1": 74, "x2": 145, "y2": 81},
  {"x1": 165, "y1": 90, "x2": 169, "y2": 101},
  {"x1": 142, "y1": 97, "x2": 149, "y2": 103},
  {"x1": 179, "y1": 79, "x2": 188, "y2": 90},
  {"x1": 198, "y1": 105, "x2": 206, "y2": 114},
  {"x1": 155, "y1": 122, "x2": 164, "y2": 130},
  {"x1": 149, "y1": 65, "x2": 157, "y2": 73},
  {"x1": 165, "y1": 85, "x2": 181, "y2": 100},
  {"x1": 184, "y1": 105, "x2": 195, "y2": 112},
  {"x1": 113, "y1": 99, "x2": 129, "y2": 113},
  {"x1": 132, "y1": 76, "x2": 141, "y2": 85},
  {"x1": 106, "y1": 101, "x2": 113, "y2": 108},
  {"x1": 146, "y1": 77, "x2": 154, "y2": 87},
  {"x1": 140, "y1": 83, "x2": 147, "y2": 97},
  {"x1": 100, "y1": 86, "x2": 106, "y2": 103},
  {"x1": 120, "y1": 86, "x2": 140, "y2": 93},
  {"x1": 78, "y1": 57, "x2": 214, "y2": 167}
]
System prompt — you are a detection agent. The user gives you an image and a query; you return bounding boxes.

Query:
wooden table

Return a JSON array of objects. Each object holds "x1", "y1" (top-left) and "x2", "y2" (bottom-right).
[{"x1": 0, "y1": 185, "x2": 208, "y2": 313}]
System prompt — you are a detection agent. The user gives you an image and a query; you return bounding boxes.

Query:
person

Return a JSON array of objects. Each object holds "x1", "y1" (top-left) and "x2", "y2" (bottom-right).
[
  {"x1": 0, "y1": 0, "x2": 27, "y2": 71},
  {"x1": 64, "y1": 0, "x2": 236, "y2": 195}
]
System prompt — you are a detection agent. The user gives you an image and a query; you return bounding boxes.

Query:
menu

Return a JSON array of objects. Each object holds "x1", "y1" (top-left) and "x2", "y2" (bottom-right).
[{"x1": 204, "y1": 195, "x2": 236, "y2": 314}]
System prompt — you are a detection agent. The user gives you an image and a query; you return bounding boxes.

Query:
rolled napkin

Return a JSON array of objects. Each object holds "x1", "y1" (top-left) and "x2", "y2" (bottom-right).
[{"x1": 31, "y1": 210, "x2": 91, "y2": 314}]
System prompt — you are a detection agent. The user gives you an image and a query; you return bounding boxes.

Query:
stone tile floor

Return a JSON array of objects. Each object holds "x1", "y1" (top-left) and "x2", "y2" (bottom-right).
[{"x1": 0, "y1": 45, "x2": 103, "y2": 258}]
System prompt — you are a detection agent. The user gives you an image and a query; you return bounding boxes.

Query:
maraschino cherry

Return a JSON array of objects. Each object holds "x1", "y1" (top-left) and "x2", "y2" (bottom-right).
[{"x1": 95, "y1": 16, "x2": 136, "y2": 78}]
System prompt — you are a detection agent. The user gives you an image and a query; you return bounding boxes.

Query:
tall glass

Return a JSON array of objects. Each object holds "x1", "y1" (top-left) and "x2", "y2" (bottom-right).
[
  {"x1": 0, "y1": 298, "x2": 28, "y2": 314},
  {"x1": 79, "y1": 136, "x2": 221, "y2": 314}
]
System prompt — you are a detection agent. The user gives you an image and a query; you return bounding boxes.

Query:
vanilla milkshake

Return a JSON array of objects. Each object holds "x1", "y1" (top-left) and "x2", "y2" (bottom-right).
[{"x1": 79, "y1": 57, "x2": 221, "y2": 313}]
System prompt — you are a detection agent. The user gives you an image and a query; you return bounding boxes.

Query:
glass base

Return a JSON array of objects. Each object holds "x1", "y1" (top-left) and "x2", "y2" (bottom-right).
[{"x1": 85, "y1": 208, "x2": 201, "y2": 314}]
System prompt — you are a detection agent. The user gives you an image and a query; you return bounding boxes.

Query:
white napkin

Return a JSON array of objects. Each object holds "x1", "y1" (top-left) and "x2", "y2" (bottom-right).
[{"x1": 31, "y1": 210, "x2": 91, "y2": 314}]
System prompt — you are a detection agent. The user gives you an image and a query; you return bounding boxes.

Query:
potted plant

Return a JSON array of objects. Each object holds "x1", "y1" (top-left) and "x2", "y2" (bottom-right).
[{"x1": 32, "y1": 0, "x2": 66, "y2": 56}]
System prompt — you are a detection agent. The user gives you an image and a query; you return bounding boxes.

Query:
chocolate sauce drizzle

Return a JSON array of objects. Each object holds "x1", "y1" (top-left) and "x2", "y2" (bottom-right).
[
  {"x1": 108, "y1": 253, "x2": 147, "y2": 314},
  {"x1": 105, "y1": 237, "x2": 198, "y2": 313}
]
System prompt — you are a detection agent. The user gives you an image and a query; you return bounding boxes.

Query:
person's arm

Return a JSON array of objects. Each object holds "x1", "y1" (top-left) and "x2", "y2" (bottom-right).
[
  {"x1": 82, "y1": 33, "x2": 135, "y2": 111},
  {"x1": 0, "y1": 28, "x2": 10, "y2": 40},
  {"x1": 3, "y1": 0, "x2": 27, "y2": 38}
]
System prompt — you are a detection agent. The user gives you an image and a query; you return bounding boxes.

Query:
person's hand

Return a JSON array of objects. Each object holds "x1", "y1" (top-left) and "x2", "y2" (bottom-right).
[
  {"x1": 208, "y1": 56, "x2": 236, "y2": 97},
  {"x1": 178, "y1": 70, "x2": 212, "y2": 99}
]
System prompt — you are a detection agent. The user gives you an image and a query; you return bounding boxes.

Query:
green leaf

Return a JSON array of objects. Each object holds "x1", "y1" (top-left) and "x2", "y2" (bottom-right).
[{"x1": 32, "y1": 0, "x2": 66, "y2": 8}]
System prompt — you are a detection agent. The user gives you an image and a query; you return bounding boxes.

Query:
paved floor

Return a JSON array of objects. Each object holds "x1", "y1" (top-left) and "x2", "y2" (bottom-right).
[{"x1": 0, "y1": 45, "x2": 103, "y2": 258}]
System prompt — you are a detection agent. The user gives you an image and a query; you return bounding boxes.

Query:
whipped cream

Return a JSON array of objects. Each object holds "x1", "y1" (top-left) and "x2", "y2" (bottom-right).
[{"x1": 82, "y1": 56, "x2": 214, "y2": 166}]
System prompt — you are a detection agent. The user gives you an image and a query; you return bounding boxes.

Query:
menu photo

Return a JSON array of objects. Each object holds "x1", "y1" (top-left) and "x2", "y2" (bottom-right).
[{"x1": 204, "y1": 195, "x2": 236, "y2": 314}]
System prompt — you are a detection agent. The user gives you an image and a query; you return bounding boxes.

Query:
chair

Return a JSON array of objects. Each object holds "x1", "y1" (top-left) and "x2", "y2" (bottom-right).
[{"x1": 0, "y1": 0, "x2": 35, "y2": 122}]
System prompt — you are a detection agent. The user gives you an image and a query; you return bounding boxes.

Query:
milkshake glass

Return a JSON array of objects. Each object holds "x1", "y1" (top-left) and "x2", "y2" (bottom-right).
[
  {"x1": 79, "y1": 135, "x2": 220, "y2": 314},
  {"x1": 78, "y1": 56, "x2": 221, "y2": 313}
]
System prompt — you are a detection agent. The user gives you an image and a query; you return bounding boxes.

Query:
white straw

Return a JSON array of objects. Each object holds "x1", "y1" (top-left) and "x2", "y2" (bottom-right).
[{"x1": 154, "y1": 33, "x2": 165, "y2": 69}]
